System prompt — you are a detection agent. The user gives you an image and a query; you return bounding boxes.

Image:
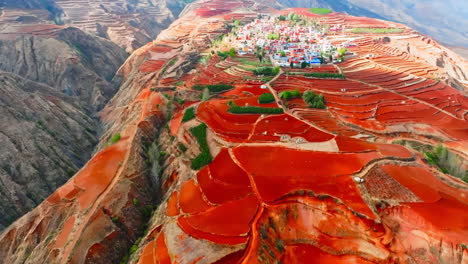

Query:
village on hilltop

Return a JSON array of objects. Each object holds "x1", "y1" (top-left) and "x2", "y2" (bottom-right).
[{"x1": 234, "y1": 12, "x2": 357, "y2": 67}]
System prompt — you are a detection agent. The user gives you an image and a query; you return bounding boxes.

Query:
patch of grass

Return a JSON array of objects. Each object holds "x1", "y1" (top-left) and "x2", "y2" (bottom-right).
[
  {"x1": 227, "y1": 101, "x2": 283, "y2": 114},
  {"x1": 175, "y1": 81, "x2": 185, "y2": 86},
  {"x1": 258, "y1": 93, "x2": 275, "y2": 104},
  {"x1": 110, "y1": 133, "x2": 121, "y2": 144},
  {"x1": 190, "y1": 123, "x2": 212, "y2": 170},
  {"x1": 310, "y1": 7, "x2": 332, "y2": 15},
  {"x1": 350, "y1": 28, "x2": 405, "y2": 34},
  {"x1": 182, "y1": 107, "x2": 196, "y2": 122}
]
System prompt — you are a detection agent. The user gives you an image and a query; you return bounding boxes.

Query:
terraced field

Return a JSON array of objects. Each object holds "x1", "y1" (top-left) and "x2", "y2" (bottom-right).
[
  {"x1": 0, "y1": 0, "x2": 186, "y2": 51},
  {"x1": 0, "y1": 1, "x2": 467, "y2": 264}
]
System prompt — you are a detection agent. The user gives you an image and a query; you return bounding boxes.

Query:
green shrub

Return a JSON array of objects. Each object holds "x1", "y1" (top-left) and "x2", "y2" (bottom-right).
[
  {"x1": 302, "y1": 72, "x2": 345, "y2": 79},
  {"x1": 229, "y1": 48, "x2": 236, "y2": 57},
  {"x1": 268, "y1": 32, "x2": 280, "y2": 40},
  {"x1": 310, "y1": 8, "x2": 332, "y2": 15},
  {"x1": 253, "y1": 66, "x2": 280, "y2": 76},
  {"x1": 279, "y1": 89, "x2": 301, "y2": 100},
  {"x1": 303, "y1": 91, "x2": 326, "y2": 109},
  {"x1": 179, "y1": 143, "x2": 188, "y2": 152},
  {"x1": 258, "y1": 93, "x2": 275, "y2": 104},
  {"x1": 175, "y1": 97, "x2": 185, "y2": 105},
  {"x1": 110, "y1": 133, "x2": 121, "y2": 144},
  {"x1": 190, "y1": 123, "x2": 212, "y2": 170},
  {"x1": 182, "y1": 107, "x2": 196, "y2": 122},
  {"x1": 129, "y1": 245, "x2": 138, "y2": 254},
  {"x1": 217, "y1": 51, "x2": 228, "y2": 60},
  {"x1": 227, "y1": 101, "x2": 283, "y2": 114}
]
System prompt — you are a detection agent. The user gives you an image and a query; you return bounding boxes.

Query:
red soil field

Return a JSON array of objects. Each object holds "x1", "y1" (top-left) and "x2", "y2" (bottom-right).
[
  {"x1": 169, "y1": 110, "x2": 183, "y2": 136},
  {"x1": 250, "y1": 114, "x2": 335, "y2": 142},
  {"x1": 382, "y1": 164, "x2": 468, "y2": 203},
  {"x1": 178, "y1": 179, "x2": 212, "y2": 214},
  {"x1": 399, "y1": 198, "x2": 468, "y2": 243},
  {"x1": 139, "y1": 60, "x2": 166, "y2": 73},
  {"x1": 179, "y1": 194, "x2": 258, "y2": 237},
  {"x1": 166, "y1": 191, "x2": 179, "y2": 216},
  {"x1": 137, "y1": 232, "x2": 171, "y2": 264},
  {"x1": 197, "y1": 167, "x2": 252, "y2": 204},
  {"x1": 177, "y1": 217, "x2": 248, "y2": 245},
  {"x1": 282, "y1": 244, "x2": 376, "y2": 264},
  {"x1": 232, "y1": 146, "x2": 380, "y2": 218}
]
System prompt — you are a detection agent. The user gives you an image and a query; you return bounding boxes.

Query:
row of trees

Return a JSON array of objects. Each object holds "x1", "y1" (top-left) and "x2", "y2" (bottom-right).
[{"x1": 253, "y1": 66, "x2": 280, "y2": 76}]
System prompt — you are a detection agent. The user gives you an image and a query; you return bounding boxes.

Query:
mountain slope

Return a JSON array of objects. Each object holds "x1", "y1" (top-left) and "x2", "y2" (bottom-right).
[
  {"x1": 274, "y1": 0, "x2": 468, "y2": 47},
  {"x1": 1, "y1": 0, "x2": 191, "y2": 52},
  {"x1": 0, "y1": 27, "x2": 128, "y2": 230},
  {"x1": 0, "y1": 0, "x2": 466, "y2": 263}
]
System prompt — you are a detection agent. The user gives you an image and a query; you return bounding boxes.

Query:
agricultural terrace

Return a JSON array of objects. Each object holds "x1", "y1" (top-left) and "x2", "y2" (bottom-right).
[{"x1": 135, "y1": 4, "x2": 468, "y2": 264}]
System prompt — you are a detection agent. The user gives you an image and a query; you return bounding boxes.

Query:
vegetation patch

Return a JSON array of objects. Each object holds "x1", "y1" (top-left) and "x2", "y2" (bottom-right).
[
  {"x1": 179, "y1": 143, "x2": 188, "y2": 152},
  {"x1": 217, "y1": 48, "x2": 236, "y2": 60},
  {"x1": 287, "y1": 72, "x2": 345, "y2": 79},
  {"x1": 193, "y1": 83, "x2": 234, "y2": 93},
  {"x1": 182, "y1": 107, "x2": 196, "y2": 122},
  {"x1": 227, "y1": 101, "x2": 283, "y2": 114},
  {"x1": 190, "y1": 123, "x2": 212, "y2": 170},
  {"x1": 258, "y1": 93, "x2": 275, "y2": 104},
  {"x1": 267, "y1": 32, "x2": 280, "y2": 40},
  {"x1": 303, "y1": 91, "x2": 326, "y2": 109},
  {"x1": 394, "y1": 140, "x2": 467, "y2": 182},
  {"x1": 310, "y1": 8, "x2": 332, "y2": 15},
  {"x1": 279, "y1": 89, "x2": 301, "y2": 100},
  {"x1": 350, "y1": 28, "x2": 405, "y2": 34},
  {"x1": 110, "y1": 133, "x2": 121, "y2": 144},
  {"x1": 253, "y1": 66, "x2": 280, "y2": 76}
]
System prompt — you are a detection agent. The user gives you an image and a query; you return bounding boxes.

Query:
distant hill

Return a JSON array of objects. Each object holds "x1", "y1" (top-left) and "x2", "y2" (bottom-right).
[{"x1": 274, "y1": 0, "x2": 468, "y2": 48}]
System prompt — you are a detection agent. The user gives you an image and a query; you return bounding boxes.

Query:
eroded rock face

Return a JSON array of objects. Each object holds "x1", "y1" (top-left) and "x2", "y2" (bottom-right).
[
  {"x1": 0, "y1": 27, "x2": 127, "y2": 230},
  {"x1": 0, "y1": 0, "x2": 467, "y2": 263},
  {"x1": 0, "y1": 27, "x2": 128, "y2": 112},
  {"x1": 0, "y1": 71, "x2": 98, "y2": 230}
]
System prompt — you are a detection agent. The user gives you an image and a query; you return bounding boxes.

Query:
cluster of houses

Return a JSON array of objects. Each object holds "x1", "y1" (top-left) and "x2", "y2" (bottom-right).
[{"x1": 235, "y1": 16, "x2": 356, "y2": 67}]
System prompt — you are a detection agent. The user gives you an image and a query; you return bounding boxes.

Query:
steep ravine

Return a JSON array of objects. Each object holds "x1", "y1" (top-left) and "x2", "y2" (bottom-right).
[{"x1": 0, "y1": 27, "x2": 128, "y2": 231}]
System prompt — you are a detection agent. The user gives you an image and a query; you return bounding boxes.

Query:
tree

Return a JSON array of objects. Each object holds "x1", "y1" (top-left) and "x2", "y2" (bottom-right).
[
  {"x1": 301, "y1": 61, "x2": 308, "y2": 69},
  {"x1": 290, "y1": 61, "x2": 294, "y2": 68},
  {"x1": 280, "y1": 51, "x2": 286, "y2": 57},
  {"x1": 257, "y1": 54, "x2": 263, "y2": 62},
  {"x1": 303, "y1": 91, "x2": 326, "y2": 109},
  {"x1": 229, "y1": 48, "x2": 236, "y2": 57}
]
